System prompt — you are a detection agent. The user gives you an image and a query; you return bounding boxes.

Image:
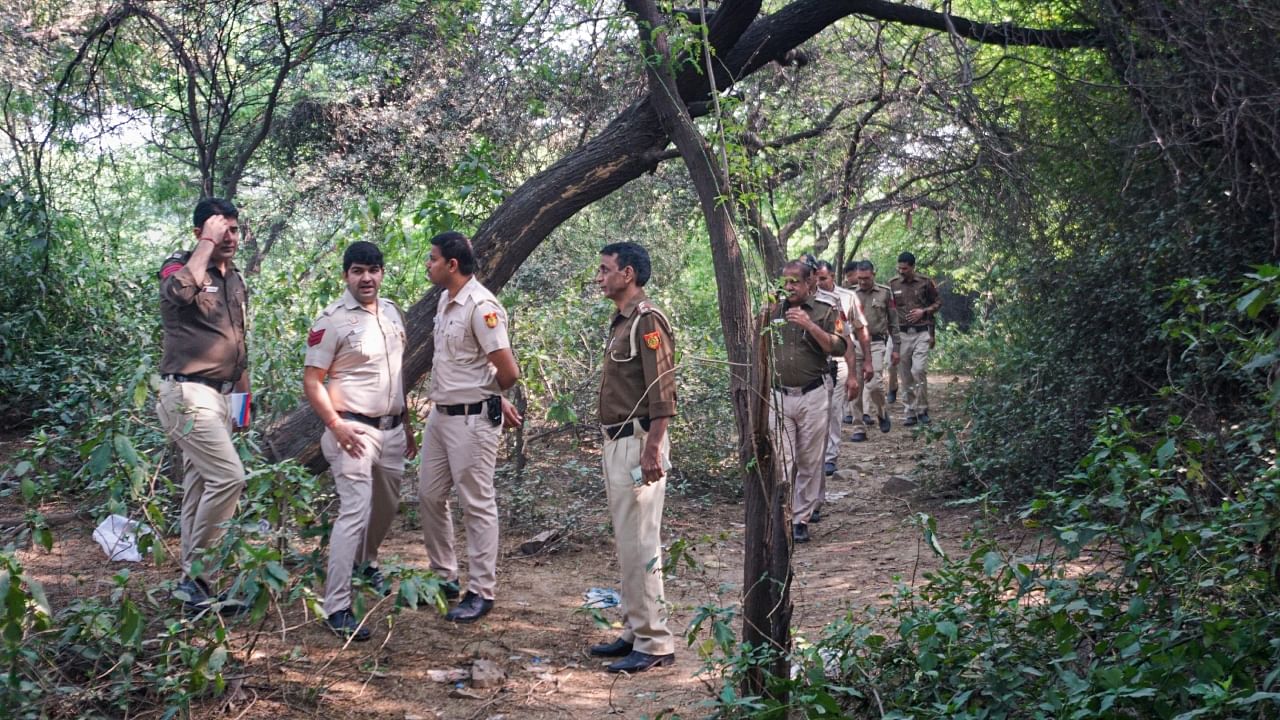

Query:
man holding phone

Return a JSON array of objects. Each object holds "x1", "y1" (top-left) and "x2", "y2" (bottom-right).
[
  {"x1": 418, "y1": 231, "x2": 521, "y2": 624},
  {"x1": 156, "y1": 197, "x2": 250, "y2": 614},
  {"x1": 589, "y1": 242, "x2": 677, "y2": 674},
  {"x1": 303, "y1": 241, "x2": 416, "y2": 641}
]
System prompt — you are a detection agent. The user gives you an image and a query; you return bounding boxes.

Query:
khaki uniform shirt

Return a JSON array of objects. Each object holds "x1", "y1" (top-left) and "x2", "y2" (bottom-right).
[
  {"x1": 889, "y1": 273, "x2": 940, "y2": 330},
  {"x1": 854, "y1": 283, "x2": 901, "y2": 345},
  {"x1": 429, "y1": 276, "x2": 510, "y2": 405},
  {"x1": 599, "y1": 292, "x2": 677, "y2": 426},
  {"x1": 158, "y1": 252, "x2": 248, "y2": 382},
  {"x1": 765, "y1": 294, "x2": 847, "y2": 388},
  {"x1": 304, "y1": 290, "x2": 406, "y2": 417}
]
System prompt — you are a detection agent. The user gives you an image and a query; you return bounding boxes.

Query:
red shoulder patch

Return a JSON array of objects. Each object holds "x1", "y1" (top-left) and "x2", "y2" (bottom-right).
[
  {"x1": 643, "y1": 330, "x2": 661, "y2": 350},
  {"x1": 307, "y1": 328, "x2": 325, "y2": 347},
  {"x1": 483, "y1": 311, "x2": 499, "y2": 329},
  {"x1": 160, "y1": 263, "x2": 183, "y2": 279}
]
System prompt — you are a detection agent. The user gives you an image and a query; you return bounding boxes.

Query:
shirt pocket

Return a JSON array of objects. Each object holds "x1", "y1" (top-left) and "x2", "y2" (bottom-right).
[
  {"x1": 342, "y1": 328, "x2": 371, "y2": 359},
  {"x1": 194, "y1": 284, "x2": 225, "y2": 322},
  {"x1": 441, "y1": 318, "x2": 470, "y2": 359}
]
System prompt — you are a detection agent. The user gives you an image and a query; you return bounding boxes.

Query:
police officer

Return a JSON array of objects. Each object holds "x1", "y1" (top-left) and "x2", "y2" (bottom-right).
[
  {"x1": 814, "y1": 261, "x2": 871, "y2": 479},
  {"x1": 889, "y1": 251, "x2": 941, "y2": 425},
  {"x1": 303, "y1": 241, "x2": 416, "y2": 641},
  {"x1": 156, "y1": 197, "x2": 250, "y2": 614},
  {"x1": 763, "y1": 259, "x2": 850, "y2": 544},
  {"x1": 418, "y1": 231, "x2": 521, "y2": 624},
  {"x1": 850, "y1": 260, "x2": 901, "y2": 440},
  {"x1": 588, "y1": 242, "x2": 677, "y2": 674}
]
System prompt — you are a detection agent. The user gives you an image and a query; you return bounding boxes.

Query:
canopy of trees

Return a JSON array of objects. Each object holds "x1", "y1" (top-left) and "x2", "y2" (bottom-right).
[{"x1": 1, "y1": 0, "x2": 1277, "y2": 717}]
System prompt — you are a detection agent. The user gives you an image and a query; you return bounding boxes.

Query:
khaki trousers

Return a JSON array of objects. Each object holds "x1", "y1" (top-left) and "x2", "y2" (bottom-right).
[
  {"x1": 825, "y1": 360, "x2": 847, "y2": 466},
  {"x1": 898, "y1": 328, "x2": 931, "y2": 416},
  {"x1": 321, "y1": 426, "x2": 404, "y2": 614},
  {"x1": 418, "y1": 409, "x2": 501, "y2": 600},
  {"x1": 602, "y1": 427, "x2": 673, "y2": 655},
  {"x1": 859, "y1": 340, "x2": 889, "y2": 431},
  {"x1": 156, "y1": 379, "x2": 245, "y2": 581},
  {"x1": 770, "y1": 382, "x2": 830, "y2": 525}
]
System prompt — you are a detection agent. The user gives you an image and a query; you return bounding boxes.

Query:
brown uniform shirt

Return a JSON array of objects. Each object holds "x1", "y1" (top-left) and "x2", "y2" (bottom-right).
[
  {"x1": 599, "y1": 292, "x2": 676, "y2": 426},
  {"x1": 854, "y1": 283, "x2": 901, "y2": 345},
  {"x1": 158, "y1": 252, "x2": 248, "y2": 382},
  {"x1": 304, "y1": 290, "x2": 407, "y2": 418},
  {"x1": 764, "y1": 294, "x2": 847, "y2": 388},
  {"x1": 889, "y1": 273, "x2": 940, "y2": 330}
]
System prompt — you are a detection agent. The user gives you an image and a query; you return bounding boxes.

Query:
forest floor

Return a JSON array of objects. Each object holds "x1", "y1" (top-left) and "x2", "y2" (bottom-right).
[{"x1": 8, "y1": 376, "x2": 1031, "y2": 719}]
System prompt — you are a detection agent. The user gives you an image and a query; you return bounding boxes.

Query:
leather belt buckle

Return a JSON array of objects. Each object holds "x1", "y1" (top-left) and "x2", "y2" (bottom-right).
[{"x1": 377, "y1": 415, "x2": 396, "y2": 430}]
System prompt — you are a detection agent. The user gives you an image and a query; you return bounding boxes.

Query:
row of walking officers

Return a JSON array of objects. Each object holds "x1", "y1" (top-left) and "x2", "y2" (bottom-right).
[{"x1": 155, "y1": 197, "x2": 940, "y2": 675}]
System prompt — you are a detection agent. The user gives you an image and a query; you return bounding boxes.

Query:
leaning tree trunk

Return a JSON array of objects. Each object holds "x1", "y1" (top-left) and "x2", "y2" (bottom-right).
[{"x1": 261, "y1": 0, "x2": 1102, "y2": 470}]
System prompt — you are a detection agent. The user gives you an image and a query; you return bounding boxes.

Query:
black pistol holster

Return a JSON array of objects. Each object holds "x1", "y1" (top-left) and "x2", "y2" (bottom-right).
[{"x1": 485, "y1": 396, "x2": 503, "y2": 426}]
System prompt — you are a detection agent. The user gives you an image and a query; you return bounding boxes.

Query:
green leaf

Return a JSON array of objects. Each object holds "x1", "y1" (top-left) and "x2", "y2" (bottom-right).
[{"x1": 1154, "y1": 438, "x2": 1175, "y2": 468}]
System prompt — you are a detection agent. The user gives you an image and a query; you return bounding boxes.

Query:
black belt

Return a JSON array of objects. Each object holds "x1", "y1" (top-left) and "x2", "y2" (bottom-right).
[
  {"x1": 870, "y1": 333, "x2": 887, "y2": 342},
  {"x1": 904, "y1": 325, "x2": 930, "y2": 333},
  {"x1": 339, "y1": 411, "x2": 402, "y2": 430},
  {"x1": 438, "y1": 402, "x2": 485, "y2": 416},
  {"x1": 163, "y1": 373, "x2": 234, "y2": 394},
  {"x1": 773, "y1": 377, "x2": 825, "y2": 396},
  {"x1": 603, "y1": 417, "x2": 651, "y2": 440}
]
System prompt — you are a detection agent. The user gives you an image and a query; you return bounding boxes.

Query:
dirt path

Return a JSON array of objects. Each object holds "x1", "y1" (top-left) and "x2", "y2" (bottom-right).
[{"x1": 10, "y1": 378, "x2": 993, "y2": 719}]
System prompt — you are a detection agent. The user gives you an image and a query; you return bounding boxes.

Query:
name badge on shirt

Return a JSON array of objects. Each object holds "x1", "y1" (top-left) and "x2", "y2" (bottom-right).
[{"x1": 202, "y1": 285, "x2": 219, "y2": 293}]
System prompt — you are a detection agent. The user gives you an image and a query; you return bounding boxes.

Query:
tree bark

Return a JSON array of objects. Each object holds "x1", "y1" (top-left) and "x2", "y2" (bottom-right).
[
  {"x1": 264, "y1": 0, "x2": 1103, "y2": 468},
  {"x1": 623, "y1": 0, "x2": 795, "y2": 695}
]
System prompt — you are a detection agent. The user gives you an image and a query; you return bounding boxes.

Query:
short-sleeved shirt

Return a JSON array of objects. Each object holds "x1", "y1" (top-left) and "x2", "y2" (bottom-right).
[
  {"x1": 599, "y1": 292, "x2": 677, "y2": 426},
  {"x1": 764, "y1": 294, "x2": 847, "y2": 388},
  {"x1": 854, "y1": 283, "x2": 900, "y2": 344},
  {"x1": 429, "y1": 276, "x2": 510, "y2": 405},
  {"x1": 889, "y1": 273, "x2": 940, "y2": 329},
  {"x1": 304, "y1": 290, "x2": 406, "y2": 417},
  {"x1": 158, "y1": 253, "x2": 249, "y2": 382}
]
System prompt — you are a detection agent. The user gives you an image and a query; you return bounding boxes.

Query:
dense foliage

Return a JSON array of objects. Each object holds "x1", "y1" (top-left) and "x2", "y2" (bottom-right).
[{"x1": 1, "y1": 0, "x2": 1277, "y2": 716}]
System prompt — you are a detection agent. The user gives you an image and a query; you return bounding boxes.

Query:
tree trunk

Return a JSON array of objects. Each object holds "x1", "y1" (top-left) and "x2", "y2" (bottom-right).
[
  {"x1": 624, "y1": 0, "x2": 794, "y2": 696},
  {"x1": 263, "y1": 1, "x2": 1103, "y2": 467}
]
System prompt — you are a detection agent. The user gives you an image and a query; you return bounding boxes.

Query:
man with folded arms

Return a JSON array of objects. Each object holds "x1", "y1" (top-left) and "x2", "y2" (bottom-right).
[{"x1": 304, "y1": 241, "x2": 416, "y2": 641}]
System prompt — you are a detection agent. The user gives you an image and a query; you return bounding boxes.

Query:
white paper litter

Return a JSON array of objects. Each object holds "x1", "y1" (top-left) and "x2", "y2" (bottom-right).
[{"x1": 92, "y1": 514, "x2": 150, "y2": 562}]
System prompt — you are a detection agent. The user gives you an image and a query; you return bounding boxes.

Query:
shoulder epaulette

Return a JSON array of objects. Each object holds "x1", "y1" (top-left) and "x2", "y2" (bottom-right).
[
  {"x1": 813, "y1": 291, "x2": 837, "y2": 307},
  {"x1": 157, "y1": 250, "x2": 190, "y2": 279}
]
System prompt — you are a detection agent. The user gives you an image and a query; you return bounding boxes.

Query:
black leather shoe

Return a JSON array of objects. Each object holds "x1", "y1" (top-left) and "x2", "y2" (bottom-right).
[
  {"x1": 862, "y1": 413, "x2": 872, "y2": 426},
  {"x1": 590, "y1": 637, "x2": 634, "y2": 657},
  {"x1": 607, "y1": 651, "x2": 674, "y2": 673},
  {"x1": 811, "y1": 506, "x2": 822, "y2": 523},
  {"x1": 445, "y1": 591, "x2": 493, "y2": 623},
  {"x1": 879, "y1": 413, "x2": 891, "y2": 433},
  {"x1": 823, "y1": 461, "x2": 836, "y2": 476},
  {"x1": 903, "y1": 415, "x2": 918, "y2": 427},
  {"x1": 919, "y1": 411, "x2": 931, "y2": 424},
  {"x1": 175, "y1": 577, "x2": 211, "y2": 611},
  {"x1": 355, "y1": 564, "x2": 389, "y2": 596},
  {"x1": 793, "y1": 523, "x2": 810, "y2": 543},
  {"x1": 849, "y1": 431, "x2": 867, "y2": 442},
  {"x1": 177, "y1": 578, "x2": 249, "y2": 617},
  {"x1": 842, "y1": 414, "x2": 854, "y2": 424},
  {"x1": 887, "y1": 390, "x2": 897, "y2": 404},
  {"x1": 326, "y1": 608, "x2": 371, "y2": 642},
  {"x1": 441, "y1": 580, "x2": 461, "y2": 601}
]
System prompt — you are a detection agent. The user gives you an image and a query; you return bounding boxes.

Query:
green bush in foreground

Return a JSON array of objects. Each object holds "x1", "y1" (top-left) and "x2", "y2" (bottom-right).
[{"x1": 696, "y1": 268, "x2": 1279, "y2": 719}]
